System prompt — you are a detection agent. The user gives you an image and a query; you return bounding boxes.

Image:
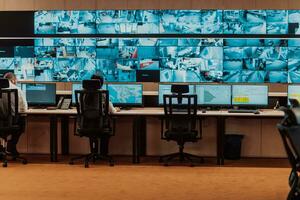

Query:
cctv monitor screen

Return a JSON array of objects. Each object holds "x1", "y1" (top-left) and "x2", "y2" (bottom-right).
[
  {"x1": 21, "y1": 83, "x2": 56, "y2": 105},
  {"x1": 287, "y1": 85, "x2": 300, "y2": 106},
  {"x1": 231, "y1": 85, "x2": 268, "y2": 106},
  {"x1": 107, "y1": 84, "x2": 143, "y2": 106},
  {"x1": 158, "y1": 84, "x2": 195, "y2": 105},
  {"x1": 71, "y1": 82, "x2": 107, "y2": 103},
  {"x1": 196, "y1": 85, "x2": 231, "y2": 106}
]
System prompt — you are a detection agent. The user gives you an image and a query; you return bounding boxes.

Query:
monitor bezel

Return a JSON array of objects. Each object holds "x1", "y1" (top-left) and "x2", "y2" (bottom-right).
[
  {"x1": 106, "y1": 82, "x2": 144, "y2": 107},
  {"x1": 195, "y1": 84, "x2": 232, "y2": 107},
  {"x1": 158, "y1": 83, "x2": 196, "y2": 106},
  {"x1": 22, "y1": 82, "x2": 57, "y2": 106},
  {"x1": 231, "y1": 84, "x2": 269, "y2": 108}
]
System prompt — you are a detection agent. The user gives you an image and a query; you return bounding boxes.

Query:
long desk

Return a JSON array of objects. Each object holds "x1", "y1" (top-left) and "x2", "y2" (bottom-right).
[{"x1": 24, "y1": 108, "x2": 284, "y2": 165}]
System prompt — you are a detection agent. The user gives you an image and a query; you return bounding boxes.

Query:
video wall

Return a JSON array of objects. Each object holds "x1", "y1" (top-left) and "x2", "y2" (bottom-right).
[
  {"x1": 34, "y1": 10, "x2": 300, "y2": 35},
  {"x1": 2, "y1": 38, "x2": 300, "y2": 83},
  {"x1": 1, "y1": 10, "x2": 300, "y2": 83}
]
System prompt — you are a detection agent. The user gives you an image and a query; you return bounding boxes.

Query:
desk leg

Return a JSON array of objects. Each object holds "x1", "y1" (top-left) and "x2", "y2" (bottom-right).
[
  {"x1": 132, "y1": 116, "x2": 147, "y2": 164},
  {"x1": 50, "y1": 116, "x2": 58, "y2": 162},
  {"x1": 217, "y1": 116, "x2": 225, "y2": 165},
  {"x1": 132, "y1": 116, "x2": 138, "y2": 163},
  {"x1": 61, "y1": 116, "x2": 69, "y2": 155}
]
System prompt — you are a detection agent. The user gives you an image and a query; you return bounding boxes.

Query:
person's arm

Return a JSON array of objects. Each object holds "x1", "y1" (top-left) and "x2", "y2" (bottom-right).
[
  {"x1": 108, "y1": 101, "x2": 120, "y2": 113},
  {"x1": 17, "y1": 88, "x2": 28, "y2": 113}
]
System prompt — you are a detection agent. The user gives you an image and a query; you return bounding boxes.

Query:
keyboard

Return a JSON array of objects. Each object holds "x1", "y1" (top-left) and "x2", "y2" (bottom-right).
[{"x1": 228, "y1": 109, "x2": 260, "y2": 114}]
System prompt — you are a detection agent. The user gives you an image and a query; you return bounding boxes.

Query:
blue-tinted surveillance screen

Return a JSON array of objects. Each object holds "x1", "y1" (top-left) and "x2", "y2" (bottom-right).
[
  {"x1": 158, "y1": 84, "x2": 195, "y2": 105},
  {"x1": 21, "y1": 83, "x2": 56, "y2": 105},
  {"x1": 196, "y1": 85, "x2": 231, "y2": 106},
  {"x1": 72, "y1": 82, "x2": 107, "y2": 103},
  {"x1": 287, "y1": 85, "x2": 300, "y2": 106},
  {"x1": 232, "y1": 85, "x2": 268, "y2": 106},
  {"x1": 107, "y1": 84, "x2": 143, "y2": 106}
]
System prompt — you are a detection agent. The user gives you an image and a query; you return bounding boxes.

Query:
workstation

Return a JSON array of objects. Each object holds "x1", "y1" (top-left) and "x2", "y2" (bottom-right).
[{"x1": 1, "y1": 1, "x2": 300, "y2": 200}]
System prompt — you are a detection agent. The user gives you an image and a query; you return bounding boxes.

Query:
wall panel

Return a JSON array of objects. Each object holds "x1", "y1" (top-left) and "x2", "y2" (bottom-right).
[
  {"x1": 159, "y1": 0, "x2": 192, "y2": 9},
  {"x1": 3, "y1": 0, "x2": 34, "y2": 10},
  {"x1": 288, "y1": 0, "x2": 300, "y2": 9},
  {"x1": 191, "y1": 0, "x2": 224, "y2": 9},
  {"x1": 127, "y1": 0, "x2": 160, "y2": 10},
  {"x1": 223, "y1": 0, "x2": 256, "y2": 9},
  {"x1": 255, "y1": 0, "x2": 288, "y2": 9},
  {"x1": 96, "y1": 0, "x2": 127, "y2": 10},
  {"x1": 65, "y1": 0, "x2": 96, "y2": 10},
  {"x1": 34, "y1": 0, "x2": 65, "y2": 10}
]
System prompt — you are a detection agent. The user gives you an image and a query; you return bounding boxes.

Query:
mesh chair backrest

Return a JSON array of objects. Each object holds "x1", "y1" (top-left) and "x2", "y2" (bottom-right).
[
  {"x1": 75, "y1": 89, "x2": 109, "y2": 132},
  {"x1": 278, "y1": 125, "x2": 300, "y2": 171},
  {"x1": 163, "y1": 94, "x2": 197, "y2": 132},
  {"x1": 0, "y1": 89, "x2": 19, "y2": 127}
]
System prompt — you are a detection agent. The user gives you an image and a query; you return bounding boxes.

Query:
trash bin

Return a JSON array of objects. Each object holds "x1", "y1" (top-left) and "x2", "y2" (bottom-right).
[{"x1": 224, "y1": 134, "x2": 244, "y2": 160}]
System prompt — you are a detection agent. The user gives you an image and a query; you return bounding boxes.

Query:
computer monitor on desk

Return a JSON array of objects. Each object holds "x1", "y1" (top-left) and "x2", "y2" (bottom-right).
[
  {"x1": 107, "y1": 84, "x2": 143, "y2": 107},
  {"x1": 158, "y1": 84, "x2": 195, "y2": 105},
  {"x1": 196, "y1": 85, "x2": 231, "y2": 108},
  {"x1": 231, "y1": 85, "x2": 268, "y2": 108},
  {"x1": 288, "y1": 85, "x2": 300, "y2": 107},
  {"x1": 21, "y1": 83, "x2": 56, "y2": 106}
]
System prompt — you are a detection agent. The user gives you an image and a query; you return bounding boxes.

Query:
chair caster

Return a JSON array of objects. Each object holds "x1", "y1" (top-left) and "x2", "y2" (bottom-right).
[
  {"x1": 69, "y1": 161, "x2": 74, "y2": 165},
  {"x1": 2, "y1": 161, "x2": 7, "y2": 167},
  {"x1": 84, "y1": 161, "x2": 89, "y2": 168},
  {"x1": 22, "y1": 160, "x2": 27, "y2": 165}
]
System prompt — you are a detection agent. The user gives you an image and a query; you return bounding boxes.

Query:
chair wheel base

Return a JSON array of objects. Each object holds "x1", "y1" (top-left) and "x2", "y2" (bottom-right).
[{"x1": 22, "y1": 160, "x2": 27, "y2": 165}]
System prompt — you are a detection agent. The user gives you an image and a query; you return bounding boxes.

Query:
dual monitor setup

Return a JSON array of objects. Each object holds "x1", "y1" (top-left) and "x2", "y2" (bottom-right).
[{"x1": 20, "y1": 83, "x2": 143, "y2": 107}]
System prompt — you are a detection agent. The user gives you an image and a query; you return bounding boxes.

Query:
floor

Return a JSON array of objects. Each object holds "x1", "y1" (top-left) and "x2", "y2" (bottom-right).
[{"x1": 0, "y1": 156, "x2": 291, "y2": 200}]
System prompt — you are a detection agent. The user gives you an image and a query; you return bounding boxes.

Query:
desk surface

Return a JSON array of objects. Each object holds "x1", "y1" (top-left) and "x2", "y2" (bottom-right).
[{"x1": 24, "y1": 107, "x2": 284, "y2": 117}]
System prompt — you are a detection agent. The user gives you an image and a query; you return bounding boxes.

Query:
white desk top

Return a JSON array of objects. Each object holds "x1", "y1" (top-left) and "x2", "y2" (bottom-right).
[{"x1": 24, "y1": 108, "x2": 284, "y2": 117}]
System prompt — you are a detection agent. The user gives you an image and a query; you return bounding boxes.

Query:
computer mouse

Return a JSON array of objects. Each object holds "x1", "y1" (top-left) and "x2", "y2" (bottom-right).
[{"x1": 254, "y1": 110, "x2": 260, "y2": 114}]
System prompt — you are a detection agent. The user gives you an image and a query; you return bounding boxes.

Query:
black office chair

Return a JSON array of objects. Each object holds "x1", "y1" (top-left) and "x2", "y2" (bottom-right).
[
  {"x1": 69, "y1": 80, "x2": 114, "y2": 168},
  {"x1": 159, "y1": 84, "x2": 204, "y2": 166},
  {"x1": 277, "y1": 107, "x2": 300, "y2": 200},
  {"x1": 0, "y1": 78, "x2": 27, "y2": 167}
]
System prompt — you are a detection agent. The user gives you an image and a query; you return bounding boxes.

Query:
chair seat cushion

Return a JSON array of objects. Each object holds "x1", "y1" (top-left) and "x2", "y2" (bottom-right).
[{"x1": 164, "y1": 130, "x2": 198, "y2": 141}]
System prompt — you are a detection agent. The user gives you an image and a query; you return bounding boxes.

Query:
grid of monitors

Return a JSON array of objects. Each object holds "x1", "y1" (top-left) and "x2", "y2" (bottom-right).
[
  {"x1": 72, "y1": 83, "x2": 143, "y2": 106},
  {"x1": 231, "y1": 85, "x2": 268, "y2": 106},
  {"x1": 4, "y1": 38, "x2": 300, "y2": 83},
  {"x1": 21, "y1": 83, "x2": 56, "y2": 105},
  {"x1": 287, "y1": 85, "x2": 300, "y2": 106},
  {"x1": 34, "y1": 10, "x2": 300, "y2": 35}
]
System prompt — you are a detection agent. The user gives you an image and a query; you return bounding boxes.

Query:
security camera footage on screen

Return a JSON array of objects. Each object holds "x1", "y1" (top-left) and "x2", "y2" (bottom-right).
[
  {"x1": 34, "y1": 10, "x2": 300, "y2": 35},
  {"x1": 3, "y1": 9, "x2": 300, "y2": 83},
  {"x1": 2, "y1": 37, "x2": 299, "y2": 83}
]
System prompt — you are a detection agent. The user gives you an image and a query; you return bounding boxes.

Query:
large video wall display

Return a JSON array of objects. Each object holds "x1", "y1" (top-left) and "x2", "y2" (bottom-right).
[
  {"x1": 1, "y1": 38, "x2": 300, "y2": 83},
  {"x1": 34, "y1": 10, "x2": 300, "y2": 35}
]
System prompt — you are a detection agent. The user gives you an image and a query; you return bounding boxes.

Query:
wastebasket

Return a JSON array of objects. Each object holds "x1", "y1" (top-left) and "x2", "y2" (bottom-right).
[{"x1": 224, "y1": 134, "x2": 244, "y2": 160}]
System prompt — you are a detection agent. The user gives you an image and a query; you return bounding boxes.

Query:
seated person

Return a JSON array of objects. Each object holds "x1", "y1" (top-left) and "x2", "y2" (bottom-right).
[
  {"x1": 3, "y1": 72, "x2": 28, "y2": 156},
  {"x1": 91, "y1": 73, "x2": 120, "y2": 113},
  {"x1": 90, "y1": 73, "x2": 119, "y2": 156}
]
